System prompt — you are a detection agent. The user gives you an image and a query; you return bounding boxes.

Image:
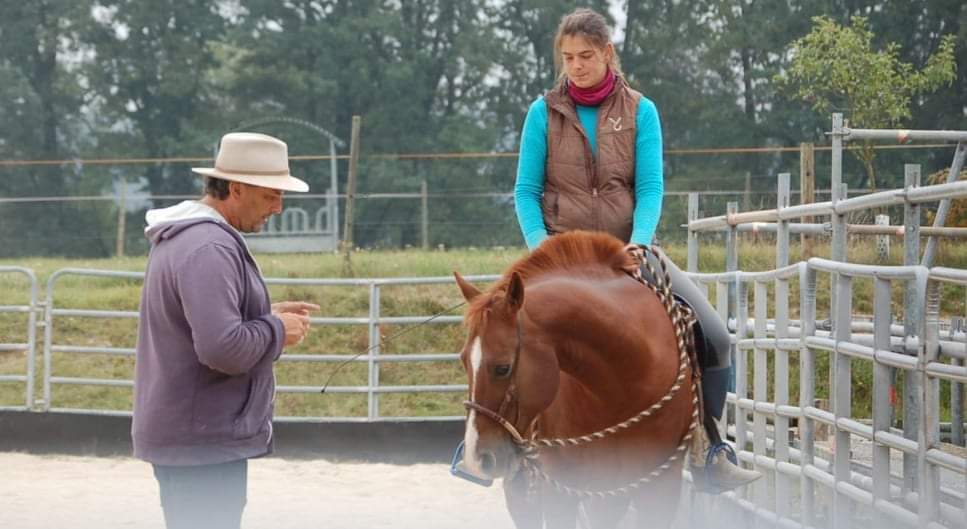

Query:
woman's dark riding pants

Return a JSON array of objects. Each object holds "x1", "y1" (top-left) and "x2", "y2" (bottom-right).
[{"x1": 640, "y1": 248, "x2": 731, "y2": 421}]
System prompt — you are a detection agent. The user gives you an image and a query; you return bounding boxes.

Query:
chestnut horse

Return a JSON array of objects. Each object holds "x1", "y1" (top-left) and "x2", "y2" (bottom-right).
[{"x1": 454, "y1": 231, "x2": 699, "y2": 529}]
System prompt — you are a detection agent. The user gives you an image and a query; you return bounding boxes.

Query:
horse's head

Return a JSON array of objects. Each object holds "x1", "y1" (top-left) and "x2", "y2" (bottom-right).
[{"x1": 454, "y1": 271, "x2": 559, "y2": 480}]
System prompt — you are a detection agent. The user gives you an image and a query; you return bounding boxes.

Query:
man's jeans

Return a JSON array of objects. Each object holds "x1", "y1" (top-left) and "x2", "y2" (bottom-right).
[{"x1": 153, "y1": 459, "x2": 248, "y2": 529}]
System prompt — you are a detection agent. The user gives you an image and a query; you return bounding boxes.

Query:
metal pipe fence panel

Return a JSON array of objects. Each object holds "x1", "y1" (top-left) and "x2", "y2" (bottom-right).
[
  {"x1": 687, "y1": 179, "x2": 967, "y2": 233},
  {"x1": 40, "y1": 267, "x2": 499, "y2": 421},
  {"x1": 702, "y1": 256, "x2": 964, "y2": 528},
  {"x1": 0, "y1": 266, "x2": 38, "y2": 410},
  {"x1": 684, "y1": 117, "x2": 967, "y2": 528}
]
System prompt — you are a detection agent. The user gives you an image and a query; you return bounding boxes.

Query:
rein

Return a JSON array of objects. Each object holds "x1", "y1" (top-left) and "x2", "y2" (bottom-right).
[
  {"x1": 319, "y1": 300, "x2": 467, "y2": 394},
  {"x1": 462, "y1": 244, "x2": 702, "y2": 497}
]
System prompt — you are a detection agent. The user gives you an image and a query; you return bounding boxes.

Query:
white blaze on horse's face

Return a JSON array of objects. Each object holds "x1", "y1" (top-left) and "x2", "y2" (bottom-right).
[
  {"x1": 463, "y1": 336, "x2": 485, "y2": 475},
  {"x1": 470, "y1": 335, "x2": 484, "y2": 387}
]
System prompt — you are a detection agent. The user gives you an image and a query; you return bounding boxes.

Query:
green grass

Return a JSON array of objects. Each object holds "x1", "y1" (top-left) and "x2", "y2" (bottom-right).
[
  {"x1": 0, "y1": 248, "x2": 525, "y2": 417},
  {"x1": 1, "y1": 238, "x2": 966, "y2": 421}
]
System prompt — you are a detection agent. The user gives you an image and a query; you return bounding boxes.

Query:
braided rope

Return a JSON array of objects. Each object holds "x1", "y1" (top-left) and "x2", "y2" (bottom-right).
[
  {"x1": 532, "y1": 348, "x2": 689, "y2": 448},
  {"x1": 523, "y1": 391, "x2": 700, "y2": 498}
]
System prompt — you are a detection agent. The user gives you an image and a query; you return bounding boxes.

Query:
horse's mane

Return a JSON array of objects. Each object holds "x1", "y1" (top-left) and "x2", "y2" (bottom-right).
[
  {"x1": 503, "y1": 230, "x2": 634, "y2": 284},
  {"x1": 466, "y1": 231, "x2": 636, "y2": 328}
]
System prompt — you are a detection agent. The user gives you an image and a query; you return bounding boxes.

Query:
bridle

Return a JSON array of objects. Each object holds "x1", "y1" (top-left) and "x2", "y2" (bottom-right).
[
  {"x1": 460, "y1": 245, "x2": 703, "y2": 498},
  {"x1": 462, "y1": 310, "x2": 536, "y2": 446}
]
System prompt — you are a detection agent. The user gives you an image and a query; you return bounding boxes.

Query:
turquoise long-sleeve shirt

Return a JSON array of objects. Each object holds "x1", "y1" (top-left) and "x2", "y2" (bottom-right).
[{"x1": 514, "y1": 96, "x2": 664, "y2": 249}]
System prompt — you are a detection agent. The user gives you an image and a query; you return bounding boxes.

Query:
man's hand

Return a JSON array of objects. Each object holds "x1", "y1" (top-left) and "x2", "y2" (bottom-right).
[
  {"x1": 278, "y1": 312, "x2": 311, "y2": 347},
  {"x1": 273, "y1": 301, "x2": 320, "y2": 346},
  {"x1": 272, "y1": 301, "x2": 321, "y2": 316}
]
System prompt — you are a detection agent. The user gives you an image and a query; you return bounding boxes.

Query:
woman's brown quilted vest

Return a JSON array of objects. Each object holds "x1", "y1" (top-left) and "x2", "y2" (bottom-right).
[{"x1": 542, "y1": 77, "x2": 641, "y2": 243}]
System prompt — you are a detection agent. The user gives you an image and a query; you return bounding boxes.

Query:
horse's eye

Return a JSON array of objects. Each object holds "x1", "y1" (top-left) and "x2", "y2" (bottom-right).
[{"x1": 494, "y1": 364, "x2": 512, "y2": 378}]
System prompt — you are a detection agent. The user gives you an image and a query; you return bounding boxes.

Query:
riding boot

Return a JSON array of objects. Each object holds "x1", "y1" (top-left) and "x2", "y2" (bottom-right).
[
  {"x1": 694, "y1": 412, "x2": 763, "y2": 493},
  {"x1": 691, "y1": 323, "x2": 762, "y2": 493},
  {"x1": 638, "y1": 250, "x2": 761, "y2": 492}
]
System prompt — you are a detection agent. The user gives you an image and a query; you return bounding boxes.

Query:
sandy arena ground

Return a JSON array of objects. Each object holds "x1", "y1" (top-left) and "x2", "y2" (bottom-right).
[
  {"x1": 0, "y1": 452, "x2": 513, "y2": 529},
  {"x1": 3, "y1": 449, "x2": 962, "y2": 529}
]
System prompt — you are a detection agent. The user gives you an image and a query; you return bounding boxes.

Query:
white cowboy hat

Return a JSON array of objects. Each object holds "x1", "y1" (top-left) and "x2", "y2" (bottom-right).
[{"x1": 192, "y1": 132, "x2": 309, "y2": 192}]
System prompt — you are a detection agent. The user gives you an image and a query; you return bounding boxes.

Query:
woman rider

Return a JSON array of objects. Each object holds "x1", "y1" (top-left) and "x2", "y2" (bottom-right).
[{"x1": 513, "y1": 7, "x2": 761, "y2": 492}]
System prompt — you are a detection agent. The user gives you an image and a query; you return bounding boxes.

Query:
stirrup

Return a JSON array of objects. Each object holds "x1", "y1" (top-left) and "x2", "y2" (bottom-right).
[
  {"x1": 705, "y1": 441, "x2": 737, "y2": 482},
  {"x1": 449, "y1": 440, "x2": 493, "y2": 487}
]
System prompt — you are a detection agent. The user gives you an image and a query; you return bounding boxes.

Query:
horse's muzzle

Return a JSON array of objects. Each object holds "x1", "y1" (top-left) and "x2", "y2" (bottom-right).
[
  {"x1": 456, "y1": 435, "x2": 521, "y2": 481},
  {"x1": 450, "y1": 440, "x2": 494, "y2": 486}
]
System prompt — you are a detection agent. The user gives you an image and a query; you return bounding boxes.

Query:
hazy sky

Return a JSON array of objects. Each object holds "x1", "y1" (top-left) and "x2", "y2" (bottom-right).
[{"x1": 608, "y1": 0, "x2": 628, "y2": 44}]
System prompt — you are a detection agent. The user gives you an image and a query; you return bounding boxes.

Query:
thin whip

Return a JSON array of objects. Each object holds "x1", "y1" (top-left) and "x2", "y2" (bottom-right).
[{"x1": 319, "y1": 300, "x2": 468, "y2": 393}]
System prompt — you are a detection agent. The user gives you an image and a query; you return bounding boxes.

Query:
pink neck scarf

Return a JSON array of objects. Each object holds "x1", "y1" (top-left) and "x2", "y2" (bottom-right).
[{"x1": 567, "y1": 69, "x2": 616, "y2": 106}]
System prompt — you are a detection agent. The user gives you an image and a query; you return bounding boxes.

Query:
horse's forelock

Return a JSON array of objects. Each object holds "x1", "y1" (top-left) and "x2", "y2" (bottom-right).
[{"x1": 464, "y1": 293, "x2": 495, "y2": 336}]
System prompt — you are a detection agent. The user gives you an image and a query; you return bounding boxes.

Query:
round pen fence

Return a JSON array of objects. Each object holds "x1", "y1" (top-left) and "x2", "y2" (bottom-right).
[
  {"x1": 0, "y1": 266, "x2": 39, "y2": 411},
  {"x1": 36, "y1": 268, "x2": 498, "y2": 421},
  {"x1": 684, "y1": 115, "x2": 966, "y2": 528}
]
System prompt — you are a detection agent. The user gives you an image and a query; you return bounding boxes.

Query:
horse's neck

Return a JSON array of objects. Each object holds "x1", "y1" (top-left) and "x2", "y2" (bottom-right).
[
  {"x1": 525, "y1": 277, "x2": 648, "y2": 399},
  {"x1": 553, "y1": 321, "x2": 644, "y2": 397}
]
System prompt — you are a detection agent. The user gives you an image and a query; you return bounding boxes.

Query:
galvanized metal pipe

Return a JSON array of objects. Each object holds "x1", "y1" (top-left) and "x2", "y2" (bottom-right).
[
  {"x1": 903, "y1": 164, "x2": 922, "y2": 494},
  {"x1": 799, "y1": 263, "x2": 818, "y2": 528},
  {"x1": 0, "y1": 267, "x2": 38, "y2": 411},
  {"x1": 841, "y1": 127, "x2": 967, "y2": 143},
  {"x1": 37, "y1": 268, "x2": 493, "y2": 420}
]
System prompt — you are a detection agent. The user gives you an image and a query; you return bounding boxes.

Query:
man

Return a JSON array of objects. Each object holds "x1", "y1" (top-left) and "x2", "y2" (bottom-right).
[{"x1": 133, "y1": 132, "x2": 320, "y2": 529}]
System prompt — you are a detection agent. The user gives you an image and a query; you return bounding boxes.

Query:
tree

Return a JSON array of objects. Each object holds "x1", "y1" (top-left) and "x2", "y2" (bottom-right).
[
  {"x1": 0, "y1": 0, "x2": 90, "y2": 178},
  {"x1": 81, "y1": 0, "x2": 228, "y2": 195},
  {"x1": 0, "y1": 0, "x2": 107, "y2": 256},
  {"x1": 228, "y1": 0, "x2": 511, "y2": 247},
  {"x1": 777, "y1": 15, "x2": 957, "y2": 190}
]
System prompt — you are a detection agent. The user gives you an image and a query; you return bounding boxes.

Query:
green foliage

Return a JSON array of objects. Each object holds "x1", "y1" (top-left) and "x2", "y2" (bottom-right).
[
  {"x1": 778, "y1": 15, "x2": 958, "y2": 190},
  {"x1": 81, "y1": 0, "x2": 229, "y2": 194},
  {"x1": 780, "y1": 15, "x2": 956, "y2": 129}
]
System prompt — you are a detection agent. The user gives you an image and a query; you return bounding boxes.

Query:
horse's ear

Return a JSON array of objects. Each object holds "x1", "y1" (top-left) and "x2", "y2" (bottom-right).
[
  {"x1": 506, "y1": 272, "x2": 525, "y2": 311},
  {"x1": 454, "y1": 272, "x2": 482, "y2": 302}
]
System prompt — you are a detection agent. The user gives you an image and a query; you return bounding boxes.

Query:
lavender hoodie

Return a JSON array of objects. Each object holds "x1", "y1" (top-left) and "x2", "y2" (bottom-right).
[{"x1": 132, "y1": 201, "x2": 285, "y2": 466}]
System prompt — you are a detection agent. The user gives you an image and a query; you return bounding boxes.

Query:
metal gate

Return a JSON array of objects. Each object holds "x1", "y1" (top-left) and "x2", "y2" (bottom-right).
[
  {"x1": 0, "y1": 266, "x2": 38, "y2": 411},
  {"x1": 39, "y1": 268, "x2": 497, "y2": 421},
  {"x1": 685, "y1": 117, "x2": 967, "y2": 528}
]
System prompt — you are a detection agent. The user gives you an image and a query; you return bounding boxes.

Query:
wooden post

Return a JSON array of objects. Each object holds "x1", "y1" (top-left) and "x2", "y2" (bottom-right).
[
  {"x1": 420, "y1": 179, "x2": 429, "y2": 250},
  {"x1": 115, "y1": 178, "x2": 126, "y2": 258},
  {"x1": 686, "y1": 193, "x2": 699, "y2": 273},
  {"x1": 743, "y1": 171, "x2": 752, "y2": 213},
  {"x1": 800, "y1": 142, "x2": 815, "y2": 258},
  {"x1": 342, "y1": 115, "x2": 361, "y2": 275}
]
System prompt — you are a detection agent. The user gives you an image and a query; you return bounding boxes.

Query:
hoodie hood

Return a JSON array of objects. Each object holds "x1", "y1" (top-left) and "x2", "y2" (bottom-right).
[
  {"x1": 144, "y1": 199, "x2": 262, "y2": 273},
  {"x1": 144, "y1": 200, "x2": 232, "y2": 244}
]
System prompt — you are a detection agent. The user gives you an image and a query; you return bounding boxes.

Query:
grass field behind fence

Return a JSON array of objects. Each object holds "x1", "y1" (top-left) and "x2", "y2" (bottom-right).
[{"x1": 1, "y1": 239, "x2": 966, "y2": 421}]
